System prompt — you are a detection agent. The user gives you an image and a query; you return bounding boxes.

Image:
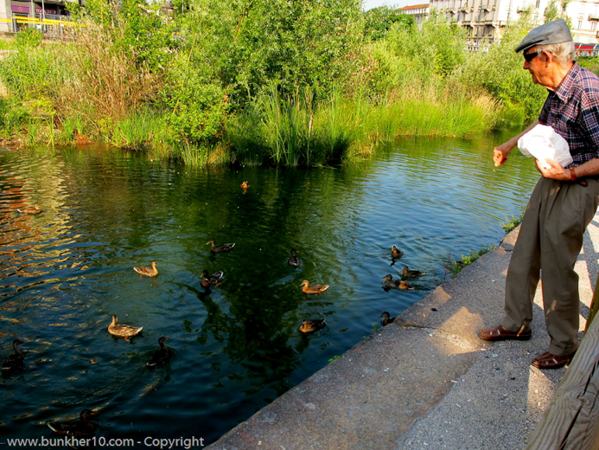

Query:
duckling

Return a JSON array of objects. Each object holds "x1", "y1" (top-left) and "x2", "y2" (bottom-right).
[
  {"x1": 206, "y1": 238, "x2": 235, "y2": 253},
  {"x1": 47, "y1": 409, "x2": 97, "y2": 438},
  {"x1": 402, "y1": 266, "x2": 425, "y2": 279},
  {"x1": 107, "y1": 315, "x2": 143, "y2": 341},
  {"x1": 382, "y1": 274, "x2": 411, "y2": 290},
  {"x1": 288, "y1": 248, "x2": 301, "y2": 268},
  {"x1": 146, "y1": 337, "x2": 172, "y2": 367},
  {"x1": 133, "y1": 261, "x2": 158, "y2": 277},
  {"x1": 241, "y1": 181, "x2": 250, "y2": 189},
  {"x1": 2, "y1": 339, "x2": 25, "y2": 373},
  {"x1": 201, "y1": 270, "x2": 224, "y2": 288},
  {"x1": 18, "y1": 204, "x2": 42, "y2": 215},
  {"x1": 379, "y1": 311, "x2": 395, "y2": 326},
  {"x1": 299, "y1": 319, "x2": 326, "y2": 333},
  {"x1": 391, "y1": 245, "x2": 403, "y2": 259},
  {"x1": 300, "y1": 280, "x2": 329, "y2": 295}
]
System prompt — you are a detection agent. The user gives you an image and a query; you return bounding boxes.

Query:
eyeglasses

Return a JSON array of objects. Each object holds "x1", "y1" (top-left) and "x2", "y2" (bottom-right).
[{"x1": 524, "y1": 50, "x2": 543, "y2": 62}]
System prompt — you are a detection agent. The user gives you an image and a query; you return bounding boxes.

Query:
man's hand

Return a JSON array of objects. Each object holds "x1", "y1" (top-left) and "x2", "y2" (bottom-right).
[
  {"x1": 535, "y1": 158, "x2": 570, "y2": 180},
  {"x1": 493, "y1": 145, "x2": 511, "y2": 167}
]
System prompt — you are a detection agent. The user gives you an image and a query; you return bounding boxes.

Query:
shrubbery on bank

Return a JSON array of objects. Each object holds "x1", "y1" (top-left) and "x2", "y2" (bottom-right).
[{"x1": 0, "y1": 2, "x2": 569, "y2": 166}]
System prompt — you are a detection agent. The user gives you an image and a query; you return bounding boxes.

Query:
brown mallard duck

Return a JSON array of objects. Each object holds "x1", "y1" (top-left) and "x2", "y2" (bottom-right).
[
  {"x1": 288, "y1": 248, "x2": 301, "y2": 268},
  {"x1": 299, "y1": 319, "x2": 326, "y2": 333},
  {"x1": 382, "y1": 274, "x2": 411, "y2": 290},
  {"x1": 391, "y1": 245, "x2": 403, "y2": 259},
  {"x1": 379, "y1": 311, "x2": 395, "y2": 326},
  {"x1": 201, "y1": 270, "x2": 224, "y2": 288},
  {"x1": 206, "y1": 238, "x2": 235, "y2": 253},
  {"x1": 2, "y1": 339, "x2": 25, "y2": 373},
  {"x1": 300, "y1": 280, "x2": 329, "y2": 295},
  {"x1": 47, "y1": 409, "x2": 97, "y2": 438},
  {"x1": 147, "y1": 337, "x2": 172, "y2": 367},
  {"x1": 18, "y1": 204, "x2": 42, "y2": 215},
  {"x1": 133, "y1": 261, "x2": 158, "y2": 277},
  {"x1": 108, "y1": 315, "x2": 143, "y2": 341},
  {"x1": 402, "y1": 266, "x2": 425, "y2": 279},
  {"x1": 241, "y1": 181, "x2": 250, "y2": 189}
]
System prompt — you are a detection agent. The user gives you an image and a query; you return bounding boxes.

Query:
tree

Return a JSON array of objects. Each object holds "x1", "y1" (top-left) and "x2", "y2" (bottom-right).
[{"x1": 364, "y1": 6, "x2": 415, "y2": 41}]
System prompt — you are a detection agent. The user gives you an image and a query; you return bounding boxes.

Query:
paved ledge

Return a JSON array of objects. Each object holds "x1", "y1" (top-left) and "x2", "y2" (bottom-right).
[{"x1": 206, "y1": 211, "x2": 599, "y2": 450}]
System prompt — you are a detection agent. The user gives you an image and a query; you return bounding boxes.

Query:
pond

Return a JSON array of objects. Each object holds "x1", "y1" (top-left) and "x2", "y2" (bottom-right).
[{"x1": 0, "y1": 132, "x2": 539, "y2": 445}]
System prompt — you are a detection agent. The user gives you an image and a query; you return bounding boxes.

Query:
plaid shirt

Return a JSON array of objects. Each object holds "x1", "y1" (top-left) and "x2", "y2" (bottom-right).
[{"x1": 538, "y1": 62, "x2": 599, "y2": 167}]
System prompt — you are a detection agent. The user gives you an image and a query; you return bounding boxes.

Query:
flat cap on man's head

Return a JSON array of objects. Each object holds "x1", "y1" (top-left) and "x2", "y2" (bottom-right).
[{"x1": 515, "y1": 19, "x2": 572, "y2": 53}]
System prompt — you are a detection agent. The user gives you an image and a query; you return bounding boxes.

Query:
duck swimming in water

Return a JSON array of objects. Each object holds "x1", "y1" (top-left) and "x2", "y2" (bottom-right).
[
  {"x1": 133, "y1": 261, "x2": 158, "y2": 277},
  {"x1": 300, "y1": 280, "x2": 329, "y2": 295},
  {"x1": 2, "y1": 339, "x2": 25, "y2": 374},
  {"x1": 206, "y1": 238, "x2": 235, "y2": 253},
  {"x1": 402, "y1": 266, "x2": 425, "y2": 279},
  {"x1": 382, "y1": 274, "x2": 411, "y2": 290},
  {"x1": 288, "y1": 248, "x2": 301, "y2": 268},
  {"x1": 147, "y1": 337, "x2": 172, "y2": 367},
  {"x1": 201, "y1": 270, "x2": 224, "y2": 288},
  {"x1": 299, "y1": 319, "x2": 326, "y2": 333},
  {"x1": 379, "y1": 312, "x2": 395, "y2": 326},
  {"x1": 47, "y1": 409, "x2": 97, "y2": 438},
  {"x1": 18, "y1": 204, "x2": 42, "y2": 215},
  {"x1": 391, "y1": 245, "x2": 403, "y2": 259},
  {"x1": 108, "y1": 315, "x2": 143, "y2": 341}
]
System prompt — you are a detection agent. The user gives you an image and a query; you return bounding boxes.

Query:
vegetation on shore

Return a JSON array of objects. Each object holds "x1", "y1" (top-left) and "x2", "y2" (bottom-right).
[
  {"x1": 0, "y1": 2, "x2": 581, "y2": 166},
  {"x1": 446, "y1": 244, "x2": 497, "y2": 278}
]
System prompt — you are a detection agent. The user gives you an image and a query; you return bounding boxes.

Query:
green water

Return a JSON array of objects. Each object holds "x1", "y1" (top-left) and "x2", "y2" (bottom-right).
[{"x1": 0, "y1": 133, "x2": 539, "y2": 445}]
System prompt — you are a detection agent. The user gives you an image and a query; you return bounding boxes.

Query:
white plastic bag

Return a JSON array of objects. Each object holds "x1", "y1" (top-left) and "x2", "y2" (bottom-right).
[{"x1": 517, "y1": 124, "x2": 572, "y2": 169}]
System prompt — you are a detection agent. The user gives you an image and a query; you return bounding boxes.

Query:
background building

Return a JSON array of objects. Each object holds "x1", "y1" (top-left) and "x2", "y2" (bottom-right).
[
  {"x1": 402, "y1": 0, "x2": 599, "y2": 50},
  {"x1": 0, "y1": 0, "x2": 79, "y2": 33}
]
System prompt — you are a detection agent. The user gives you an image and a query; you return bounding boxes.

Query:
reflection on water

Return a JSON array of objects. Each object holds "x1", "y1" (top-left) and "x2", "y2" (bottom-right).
[{"x1": 0, "y1": 135, "x2": 539, "y2": 444}]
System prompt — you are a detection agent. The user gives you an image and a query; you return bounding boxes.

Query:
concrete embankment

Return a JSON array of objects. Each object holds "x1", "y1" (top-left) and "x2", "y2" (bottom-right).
[{"x1": 206, "y1": 210, "x2": 599, "y2": 450}]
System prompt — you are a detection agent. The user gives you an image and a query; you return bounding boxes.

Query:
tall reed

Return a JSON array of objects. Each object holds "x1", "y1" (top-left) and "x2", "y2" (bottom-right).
[
  {"x1": 111, "y1": 111, "x2": 170, "y2": 151},
  {"x1": 226, "y1": 82, "x2": 500, "y2": 166}
]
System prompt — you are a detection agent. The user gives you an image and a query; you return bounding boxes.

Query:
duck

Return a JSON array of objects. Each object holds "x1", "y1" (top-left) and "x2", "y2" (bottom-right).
[
  {"x1": 47, "y1": 409, "x2": 97, "y2": 438},
  {"x1": 391, "y1": 245, "x2": 403, "y2": 259},
  {"x1": 241, "y1": 181, "x2": 250, "y2": 189},
  {"x1": 18, "y1": 204, "x2": 42, "y2": 215},
  {"x1": 300, "y1": 280, "x2": 329, "y2": 295},
  {"x1": 146, "y1": 337, "x2": 172, "y2": 367},
  {"x1": 201, "y1": 270, "x2": 224, "y2": 288},
  {"x1": 2, "y1": 339, "x2": 25, "y2": 373},
  {"x1": 402, "y1": 266, "x2": 425, "y2": 279},
  {"x1": 288, "y1": 248, "x2": 301, "y2": 268},
  {"x1": 107, "y1": 315, "x2": 143, "y2": 341},
  {"x1": 382, "y1": 274, "x2": 411, "y2": 290},
  {"x1": 133, "y1": 261, "x2": 158, "y2": 277},
  {"x1": 299, "y1": 319, "x2": 326, "y2": 333},
  {"x1": 379, "y1": 311, "x2": 395, "y2": 326},
  {"x1": 206, "y1": 238, "x2": 235, "y2": 253}
]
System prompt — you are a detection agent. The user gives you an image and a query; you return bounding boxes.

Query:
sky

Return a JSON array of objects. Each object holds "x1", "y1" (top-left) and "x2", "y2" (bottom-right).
[{"x1": 362, "y1": 0, "x2": 416, "y2": 10}]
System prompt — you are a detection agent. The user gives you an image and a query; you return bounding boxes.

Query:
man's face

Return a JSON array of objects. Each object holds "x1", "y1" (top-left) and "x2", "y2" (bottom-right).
[{"x1": 523, "y1": 47, "x2": 544, "y2": 84}]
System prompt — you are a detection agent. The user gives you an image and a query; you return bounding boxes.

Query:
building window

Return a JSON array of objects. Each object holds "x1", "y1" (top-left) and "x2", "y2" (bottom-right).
[
  {"x1": 592, "y1": 21, "x2": 597, "y2": 31},
  {"x1": 578, "y1": 20, "x2": 583, "y2": 29}
]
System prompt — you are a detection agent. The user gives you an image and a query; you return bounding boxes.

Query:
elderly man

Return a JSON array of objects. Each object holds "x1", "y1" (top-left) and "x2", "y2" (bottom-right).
[{"x1": 478, "y1": 20, "x2": 599, "y2": 369}]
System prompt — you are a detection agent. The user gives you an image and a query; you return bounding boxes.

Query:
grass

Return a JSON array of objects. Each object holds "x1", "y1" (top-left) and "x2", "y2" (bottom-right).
[
  {"x1": 501, "y1": 212, "x2": 524, "y2": 234},
  {"x1": 446, "y1": 244, "x2": 497, "y2": 279}
]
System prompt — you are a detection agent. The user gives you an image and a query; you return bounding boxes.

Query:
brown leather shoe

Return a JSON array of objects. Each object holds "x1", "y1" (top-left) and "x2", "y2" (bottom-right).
[
  {"x1": 532, "y1": 351, "x2": 575, "y2": 369},
  {"x1": 477, "y1": 325, "x2": 531, "y2": 341}
]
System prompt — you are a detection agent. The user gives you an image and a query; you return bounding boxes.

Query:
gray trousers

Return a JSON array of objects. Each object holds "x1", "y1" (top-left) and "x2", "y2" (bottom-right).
[{"x1": 500, "y1": 176, "x2": 599, "y2": 356}]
